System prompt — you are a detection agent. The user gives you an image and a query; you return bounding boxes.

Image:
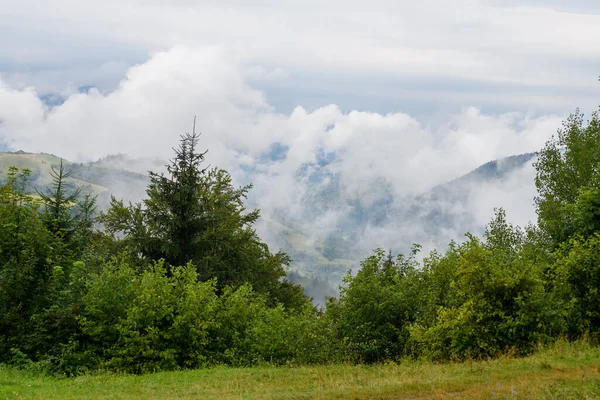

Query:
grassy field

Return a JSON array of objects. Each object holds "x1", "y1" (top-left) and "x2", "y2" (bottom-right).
[{"x1": 1, "y1": 341, "x2": 599, "y2": 399}]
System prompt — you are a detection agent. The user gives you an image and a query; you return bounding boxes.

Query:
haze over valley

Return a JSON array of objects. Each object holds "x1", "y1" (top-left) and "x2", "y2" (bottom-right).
[{"x1": 0, "y1": 146, "x2": 539, "y2": 303}]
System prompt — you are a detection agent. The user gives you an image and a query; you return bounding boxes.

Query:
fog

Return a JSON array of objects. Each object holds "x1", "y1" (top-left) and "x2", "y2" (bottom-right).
[{"x1": 0, "y1": 46, "x2": 570, "y2": 302}]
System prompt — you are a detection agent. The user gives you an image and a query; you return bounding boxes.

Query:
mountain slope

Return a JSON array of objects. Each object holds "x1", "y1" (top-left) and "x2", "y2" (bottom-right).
[
  {"x1": 0, "y1": 151, "x2": 149, "y2": 205},
  {"x1": 261, "y1": 152, "x2": 538, "y2": 280},
  {"x1": 0, "y1": 150, "x2": 539, "y2": 303}
]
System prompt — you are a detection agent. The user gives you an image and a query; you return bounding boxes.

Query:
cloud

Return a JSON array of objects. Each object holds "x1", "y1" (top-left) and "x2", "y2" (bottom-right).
[
  {"x1": 0, "y1": 46, "x2": 269, "y2": 163},
  {"x1": 0, "y1": 44, "x2": 561, "y2": 185},
  {"x1": 0, "y1": 46, "x2": 566, "y2": 273},
  {"x1": 1, "y1": 0, "x2": 599, "y2": 113},
  {"x1": 469, "y1": 161, "x2": 539, "y2": 228}
]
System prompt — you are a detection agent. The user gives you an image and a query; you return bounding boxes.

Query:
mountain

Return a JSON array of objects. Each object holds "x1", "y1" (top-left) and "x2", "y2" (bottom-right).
[
  {"x1": 0, "y1": 150, "x2": 538, "y2": 303},
  {"x1": 410, "y1": 152, "x2": 537, "y2": 237},
  {"x1": 0, "y1": 151, "x2": 149, "y2": 206},
  {"x1": 429, "y1": 152, "x2": 536, "y2": 199},
  {"x1": 260, "y1": 152, "x2": 538, "y2": 281}
]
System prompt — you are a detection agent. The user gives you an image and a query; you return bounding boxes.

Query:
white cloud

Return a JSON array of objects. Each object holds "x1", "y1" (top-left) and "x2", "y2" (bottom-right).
[
  {"x1": 1, "y1": 0, "x2": 599, "y2": 113},
  {"x1": 0, "y1": 46, "x2": 565, "y2": 270},
  {"x1": 1, "y1": 46, "x2": 269, "y2": 162},
  {"x1": 0, "y1": 45, "x2": 562, "y2": 185},
  {"x1": 469, "y1": 161, "x2": 539, "y2": 228}
]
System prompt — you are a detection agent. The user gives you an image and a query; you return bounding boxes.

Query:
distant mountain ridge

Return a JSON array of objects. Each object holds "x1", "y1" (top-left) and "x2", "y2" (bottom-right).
[
  {"x1": 432, "y1": 152, "x2": 536, "y2": 194},
  {"x1": 258, "y1": 151, "x2": 539, "y2": 290},
  {"x1": 0, "y1": 151, "x2": 149, "y2": 206},
  {"x1": 0, "y1": 150, "x2": 538, "y2": 303}
]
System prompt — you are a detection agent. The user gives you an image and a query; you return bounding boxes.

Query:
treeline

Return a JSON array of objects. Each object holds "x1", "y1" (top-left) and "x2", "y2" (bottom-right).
[{"x1": 1, "y1": 110, "x2": 600, "y2": 375}]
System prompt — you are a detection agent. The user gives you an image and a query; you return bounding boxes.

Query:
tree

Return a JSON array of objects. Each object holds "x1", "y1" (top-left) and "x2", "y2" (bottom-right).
[
  {"x1": 36, "y1": 159, "x2": 100, "y2": 268},
  {"x1": 534, "y1": 109, "x2": 600, "y2": 246},
  {"x1": 326, "y1": 247, "x2": 422, "y2": 362},
  {"x1": 411, "y1": 209, "x2": 565, "y2": 360},
  {"x1": 553, "y1": 234, "x2": 600, "y2": 336},
  {"x1": 0, "y1": 167, "x2": 52, "y2": 361},
  {"x1": 533, "y1": 104, "x2": 600, "y2": 339},
  {"x1": 142, "y1": 121, "x2": 209, "y2": 268},
  {"x1": 71, "y1": 192, "x2": 98, "y2": 251},
  {"x1": 100, "y1": 122, "x2": 308, "y2": 309},
  {"x1": 37, "y1": 159, "x2": 81, "y2": 235}
]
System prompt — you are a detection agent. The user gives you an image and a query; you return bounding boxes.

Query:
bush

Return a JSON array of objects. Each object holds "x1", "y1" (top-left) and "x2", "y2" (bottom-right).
[
  {"x1": 326, "y1": 248, "x2": 422, "y2": 363},
  {"x1": 411, "y1": 210, "x2": 566, "y2": 360},
  {"x1": 0, "y1": 167, "x2": 53, "y2": 362},
  {"x1": 52, "y1": 256, "x2": 331, "y2": 374},
  {"x1": 553, "y1": 234, "x2": 600, "y2": 336}
]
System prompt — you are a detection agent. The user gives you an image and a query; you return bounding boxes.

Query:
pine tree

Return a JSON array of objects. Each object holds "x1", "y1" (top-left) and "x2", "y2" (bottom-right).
[
  {"x1": 100, "y1": 120, "x2": 309, "y2": 309},
  {"x1": 37, "y1": 159, "x2": 81, "y2": 235},
  {"x1": 143, "y1": 118, "x2": 208, "y2": 268}
]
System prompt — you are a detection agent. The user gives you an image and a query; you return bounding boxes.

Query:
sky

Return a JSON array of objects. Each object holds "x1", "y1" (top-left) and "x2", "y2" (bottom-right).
[
  {"x1": 1, "y1": 0, "x2": 599, "y2": 114},
  {"x1": 0, "y1": 0, "x2": 599, "y2": 266}
]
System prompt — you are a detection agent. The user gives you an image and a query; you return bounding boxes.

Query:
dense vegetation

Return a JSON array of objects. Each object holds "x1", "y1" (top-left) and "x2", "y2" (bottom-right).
[{"x1": 1, "y1": 109, "x2": 600, "y2": 375}]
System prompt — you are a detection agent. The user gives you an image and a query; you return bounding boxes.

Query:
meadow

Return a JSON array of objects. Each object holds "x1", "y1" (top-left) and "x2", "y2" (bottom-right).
[{"x1": 2, "y1": 341, "x2": 599, "y2": 399}]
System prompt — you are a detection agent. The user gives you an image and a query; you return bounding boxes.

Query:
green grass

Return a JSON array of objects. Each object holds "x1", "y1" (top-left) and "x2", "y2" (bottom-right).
[{"x1": 2, "y1": 341, "x2": 600, "y2": 399}]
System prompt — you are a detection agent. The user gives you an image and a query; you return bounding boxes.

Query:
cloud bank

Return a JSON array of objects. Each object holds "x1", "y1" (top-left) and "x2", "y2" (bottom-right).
[
  {"x1": 1, "y1": 0, "x2": 599, "y2": 114},
  {"x1": 0, "y1": 46, "x2": 569, "y2": 280}
]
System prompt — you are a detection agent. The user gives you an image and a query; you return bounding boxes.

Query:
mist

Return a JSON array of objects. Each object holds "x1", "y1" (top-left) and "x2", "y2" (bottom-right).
[{"x1": 0, "y1": 46, "x2": 568, "y2": 302}]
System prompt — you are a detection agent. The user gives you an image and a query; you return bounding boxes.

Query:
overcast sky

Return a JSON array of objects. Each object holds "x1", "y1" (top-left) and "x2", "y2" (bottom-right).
[
  {"x1": 1, "y1": 1, "x2": 599, "y2": 258},
  {"x1": 1, "y1": 0, "x2": 599, "y2": 114}
]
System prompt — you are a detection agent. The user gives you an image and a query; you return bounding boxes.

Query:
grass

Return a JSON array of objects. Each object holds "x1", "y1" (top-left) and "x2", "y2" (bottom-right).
[{"x1": 1, "y1": 341, "x2": 599, "y2": 399}]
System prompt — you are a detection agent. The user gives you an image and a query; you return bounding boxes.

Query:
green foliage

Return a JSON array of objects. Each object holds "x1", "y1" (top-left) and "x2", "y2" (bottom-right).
[
  {"x1": 0, "y1": 167, "x2": 53, "y2": 361},
  {"x1": 36, "y1": 159, "x2": 81, "y2": 235},
  {"x1": 564, "y1": 171, "x2": 600, "y2": 239},
  {"x1": 535, "y1": 109, "x2": 600, "y2": 246},
  {"x1": 100, "y1": 128, "x2": 308, "y2": 309},
  {"x1": 326, "y1": 247, "x2": 422, "y2": 362},
  {"x1": 142, "y1": 128, "x2": 209, "y2": 268},
  {"x1": 0, "y1": 166, "x2": 98, "y2": 367},
  {"x1": 532, "y1": 106, "x2": 600, "y2": 340},
  {"x1": 75, "y1": 259, "x2": 218, "y2": 373},
  {"x1": 411, "y1": 210, "x2": 565, "y2": 360},
  {"x1": 553, "y1": 234, "x2": 600, "y2": 335},
  {"x1": 59, "y1": 257, "x2": 331, "y2": 373},
  {"x1": 5, "y1": 105, "x2": 600, "y2": 375},
  {"x1": 28, "y1": 263, "x2": 85, "y2": 365},
  {"x1": 36, "y1": 160, "x2": 99, "y2": 268}
]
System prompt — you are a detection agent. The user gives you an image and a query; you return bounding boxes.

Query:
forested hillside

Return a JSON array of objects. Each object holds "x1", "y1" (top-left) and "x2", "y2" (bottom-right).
[{"x1": 1, "y1": 108, "x2": 600, "y2": 375}]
